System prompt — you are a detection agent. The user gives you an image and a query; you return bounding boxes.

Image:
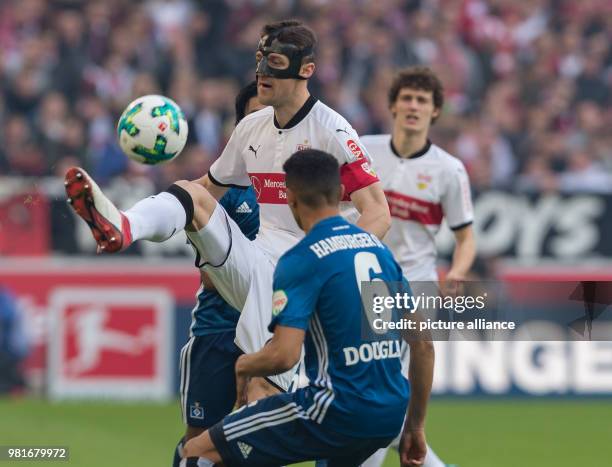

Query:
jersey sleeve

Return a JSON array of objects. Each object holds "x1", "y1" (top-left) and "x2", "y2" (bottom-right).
[
  {"x1": 208, "y1": 128, "x2": 251, "y2": 188},
  {"x1": 325, "y1": 128, "x2": 379, "y2": 200},
  {"x1": 441, "y1": 161, "x2": 474, "y2": 230},
  {"x1": 268, "y1": 252, "x2": 321, "y2": 332}
]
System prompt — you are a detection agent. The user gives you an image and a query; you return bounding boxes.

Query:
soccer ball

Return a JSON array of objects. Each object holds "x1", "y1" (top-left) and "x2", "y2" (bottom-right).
[{"x1": 117, "y1": 95, "x2": 188, "y2": 165}]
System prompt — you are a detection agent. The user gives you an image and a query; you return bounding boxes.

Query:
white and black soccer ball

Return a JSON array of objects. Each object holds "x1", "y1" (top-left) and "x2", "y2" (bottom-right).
[{"x1": 117, "y1": 95, "x2": 188, "y2": 165}]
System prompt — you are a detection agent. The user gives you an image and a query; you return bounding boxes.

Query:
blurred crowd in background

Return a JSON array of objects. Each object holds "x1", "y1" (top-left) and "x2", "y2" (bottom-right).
[
  {"x1": 0, "y1": 0, "x2": 609, "y2": 398},
  {"x1": 0, "y1": 0, "x2": 610, "y2": 194}
]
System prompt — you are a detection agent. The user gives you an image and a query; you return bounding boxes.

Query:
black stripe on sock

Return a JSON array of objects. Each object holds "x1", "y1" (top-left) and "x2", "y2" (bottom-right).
[{"x1": 165, "y1": 184, "x2": 195, "y2": 228}]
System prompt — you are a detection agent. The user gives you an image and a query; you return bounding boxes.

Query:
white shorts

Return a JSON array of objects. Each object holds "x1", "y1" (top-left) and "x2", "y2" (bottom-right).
[{"x1": 185, "y1": 203, "x2": 294, "y2": 391}]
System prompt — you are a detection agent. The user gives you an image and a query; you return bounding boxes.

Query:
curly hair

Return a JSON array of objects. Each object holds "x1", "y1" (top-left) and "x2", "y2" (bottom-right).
[{"x1": 388, "y1": 66, "x2": 445, "y2": 123}]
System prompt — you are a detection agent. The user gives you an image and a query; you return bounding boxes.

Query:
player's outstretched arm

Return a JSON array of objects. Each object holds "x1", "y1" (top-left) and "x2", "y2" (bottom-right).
[
  {"x1": 193, "y1": 173, "x2": 229, "y2": 201},
  {"x1": 400, "y1": 339, "x2": 434, "y2": 466},
  {"x1": 350, "y1": 181, "x2": 392, "y2": 239}
]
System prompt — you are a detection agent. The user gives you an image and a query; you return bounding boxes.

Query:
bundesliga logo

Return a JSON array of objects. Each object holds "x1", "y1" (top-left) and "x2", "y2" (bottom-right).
[{"x1": 271, "y1": 290, "x2": 288, "y2": 316}]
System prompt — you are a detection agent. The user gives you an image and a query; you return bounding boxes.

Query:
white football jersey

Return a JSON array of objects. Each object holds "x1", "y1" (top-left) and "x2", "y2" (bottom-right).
[
  {"x1": 362, "y1": 134, "x2": 473, "y2": 281},
  {"x1": 209, "y1": 96, "x2": 379, "y2": 261}
]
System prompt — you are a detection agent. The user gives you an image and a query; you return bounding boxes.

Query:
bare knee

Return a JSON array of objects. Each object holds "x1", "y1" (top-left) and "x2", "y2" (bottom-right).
[
  {"x1": 184, "y1": 425, "x2": 206, "y2": 442},
  {"x1": 182, "y1": 429, "x2": 222, "y2": 462},
  {"x1": 247, "y1": 377, "x2": 281, "y2": 402},
  {"x1": 174, "y1": 180, "x2": 217, "y2": 231}
]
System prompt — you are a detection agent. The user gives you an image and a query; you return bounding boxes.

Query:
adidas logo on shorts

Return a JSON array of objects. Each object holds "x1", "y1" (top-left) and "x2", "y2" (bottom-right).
[
  {"x1": 236, "y1": 202, "x2": 252, "y2": 214},
  {"x1": 237, "y1": 441, "x2": 252, "y2": 459}
]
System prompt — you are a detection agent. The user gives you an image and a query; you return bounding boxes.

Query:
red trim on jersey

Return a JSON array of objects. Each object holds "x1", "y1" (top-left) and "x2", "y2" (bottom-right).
[
  {"x1": 385, "y1": 190, "x2": 443, "y2": 225},
  {"x1": 340, "y1": 159, "x2": 379, "y2": 200},
  {"x1": 248, "y1": 173, "x2": 287, "y2": 204}
]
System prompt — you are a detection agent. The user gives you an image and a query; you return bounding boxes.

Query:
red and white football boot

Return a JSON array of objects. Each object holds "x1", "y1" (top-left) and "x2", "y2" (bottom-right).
[{"x1": 64, "y1": 167, "x2": 133, "y2": 253}]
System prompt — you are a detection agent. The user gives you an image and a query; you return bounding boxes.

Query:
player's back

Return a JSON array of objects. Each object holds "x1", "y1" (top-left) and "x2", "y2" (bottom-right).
[{"x1": 271, "y1": 216, "x2": 409, "y2": 439}]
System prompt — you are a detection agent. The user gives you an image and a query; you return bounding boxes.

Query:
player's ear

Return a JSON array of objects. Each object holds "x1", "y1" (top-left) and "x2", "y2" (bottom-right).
[
  {"x1": 389, "y1": 101, "x2": 397, "y2": 119},
  {"x1": 339, "y1": 184, "x2": 346, "y2": 202},
  {"x1": 431, "y1": 107, "x2": 441, "y2": 120},
  {"x1": 286, "y1": 187, "x2": 296, "y2": 206},
  {"x1": 299, "y1": 62, "x2": 315, "y2": 79}
]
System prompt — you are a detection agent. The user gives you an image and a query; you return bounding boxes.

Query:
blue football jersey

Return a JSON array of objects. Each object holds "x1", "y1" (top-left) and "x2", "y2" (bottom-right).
[
  {"x1": 191, "y1": 187, "x2": 259, "y2": 336},
  {"x1": 269, "y1": 216, "x2": 410, "y2": 438}
]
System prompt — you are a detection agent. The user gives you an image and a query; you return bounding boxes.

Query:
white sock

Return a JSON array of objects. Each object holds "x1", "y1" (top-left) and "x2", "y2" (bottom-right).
[
  {"x1": 124, "y1": 192, "x2": 187, "y2": 242},
  {"x1": 423, "y1": 444, "x2": 445, "y2": 467},
  {"x1": 361, "y1": 447, "x2": 387, "y2": 467},
  {"x1": 361, "y1": 442, "x2": 446, "y2": 467},
  {"x1": 179, "y1": 456, "x2": 214, "y2": 467},
  {"x1": 197, "y1": 458, "x2": 215, "y2": 467}
]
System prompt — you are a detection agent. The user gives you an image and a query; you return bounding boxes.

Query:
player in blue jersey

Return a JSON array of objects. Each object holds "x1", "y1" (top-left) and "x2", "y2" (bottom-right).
[
  {"x1": 182, "y1": 149, "x2": 434, "y2": 466},
  {"x1": 173, "y1": 82, "x2": 266, "y2": 467}
]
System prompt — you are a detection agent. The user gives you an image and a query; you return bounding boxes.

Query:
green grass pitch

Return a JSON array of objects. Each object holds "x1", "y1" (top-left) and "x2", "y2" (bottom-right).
[{"x1": 0, "y1": 398, "x2": 610, "y2": 466}]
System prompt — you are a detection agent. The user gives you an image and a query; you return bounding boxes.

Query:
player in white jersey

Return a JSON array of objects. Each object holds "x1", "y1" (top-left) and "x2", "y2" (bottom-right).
[
  {"x1": 363, "y1": 68, "x2": 475, "y2": 285},
  {"x1": 361, "y1": 67, "x2": 475, "y2": 467},
  {"x1": 64, "y1": 20, "x2": 390, "y2": 398}
]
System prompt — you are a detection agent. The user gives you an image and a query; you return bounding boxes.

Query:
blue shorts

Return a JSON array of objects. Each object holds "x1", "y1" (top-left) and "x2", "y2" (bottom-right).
[
  {"x1": 179, "y1": 332, "x2": 243, "y2": 428},
  {"x1": 209, "y1": 389, "x2": 393, "y2": 466}
]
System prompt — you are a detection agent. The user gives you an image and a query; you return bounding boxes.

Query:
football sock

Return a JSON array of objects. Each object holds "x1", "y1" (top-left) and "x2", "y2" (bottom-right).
[
  {"x1": 124, "y1": 190, "x2": 189, "y2": 242},
  {"x1": 166, "y1": 184, "x2": 195, "y2": 225},
  {"x1": 179, "y1": 458, "x2": 213, "y2": 467},
  {"x1": 173, "y1": 437, "x2": 184, "y2": 467},
  {"x1": 360, "y1": 447, "x2": 387, "y2": 467},
  {"x1": 360, "y1": 442, "x2": 446, "y2": 467},
  {"x1": 423, "y1": 445, "x2": 445, "y2": 467}
]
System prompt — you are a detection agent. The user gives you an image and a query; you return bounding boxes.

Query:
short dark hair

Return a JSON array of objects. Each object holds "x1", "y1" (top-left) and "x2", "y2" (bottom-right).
[
  {"x1": 388, "y1": 66, "x2": 444, "y2": 122},
  {"x1": 261, "y1": 20, "x2": 316, "y2": 64},
  {"x1": 283, "y1": 149, "x2": 340, "y2": 209},
  {"x1": 235, "y1": 80, "x2": 258, "y2": 125}
]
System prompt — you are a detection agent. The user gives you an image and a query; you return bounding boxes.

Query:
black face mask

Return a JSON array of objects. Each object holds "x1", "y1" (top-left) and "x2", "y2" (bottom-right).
[{"x1": 256, "y1": 31, "x2": 313, "y2": 80}]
